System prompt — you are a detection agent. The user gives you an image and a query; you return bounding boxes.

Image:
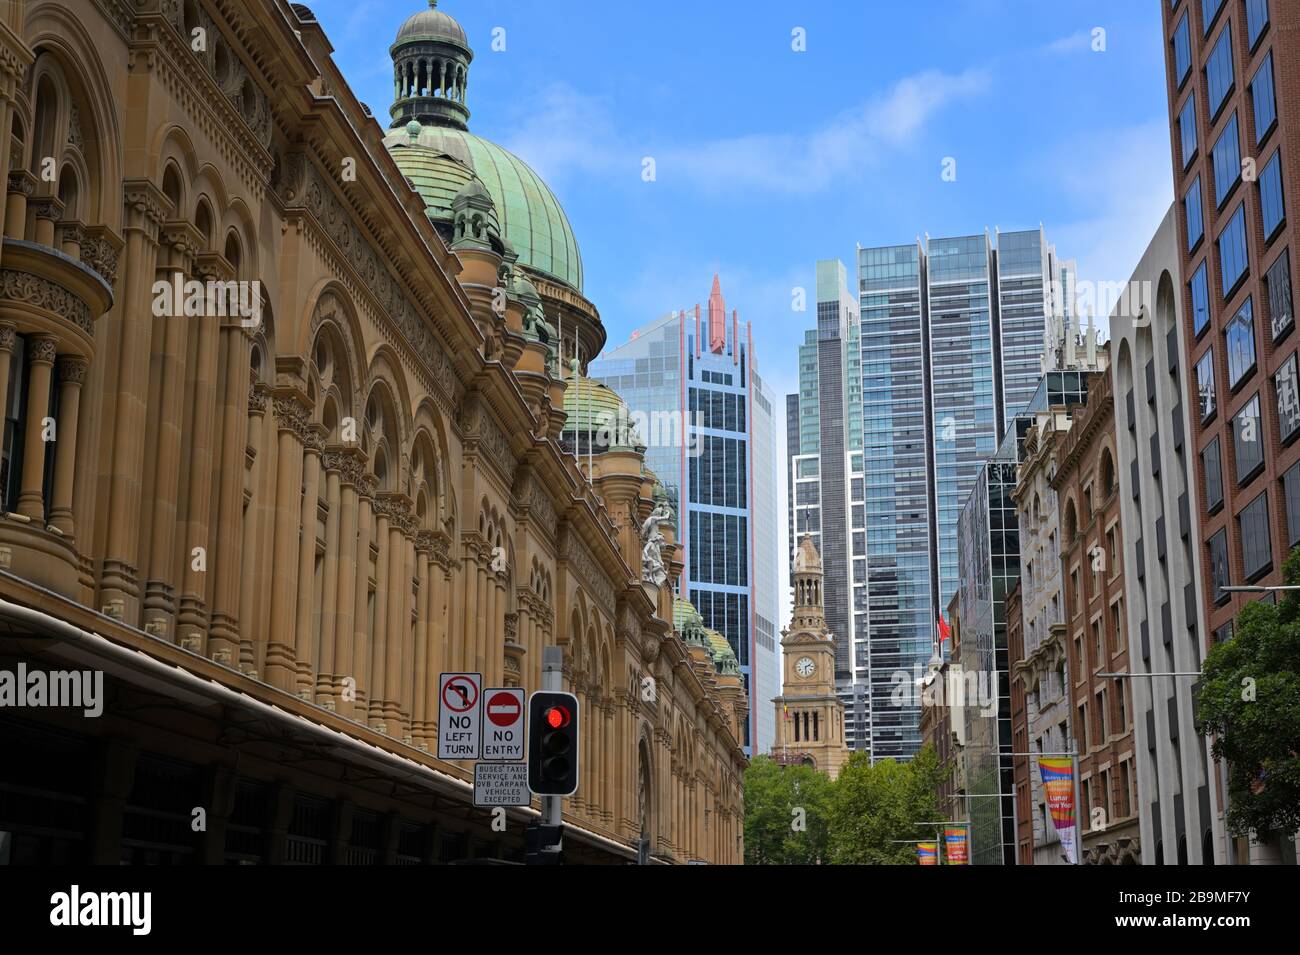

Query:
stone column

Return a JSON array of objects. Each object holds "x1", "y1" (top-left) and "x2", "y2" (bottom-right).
[
  {"x1": 141, "y1": 227, "x2": 197, "y2": 640},
  {"x1": 392, "y1": 511, "x2": 413, "y2": 738},
  {"x1": 264, "y1": 392, "x2": 310, "y2": 691},
  {"x1": 46, "y1": 355, "x2": 87, "y2": 538},
  {"x1": 28, "y1": 195, "x2": 63, "y2": 246},
  {"x1": 292, "y1": 425, "x2": 325, "y2": 698},
  {"x1": 379, "y1": 498, "x2": 411, "y2": 733},
  {"x1": 100, "y1": 182, "x2": 168, "y2": 621},
  {"x1": 349, "y1": 473, "x2": 377, "y2": 718},
  {"x1": 0, "y1": 325, "x2": 15, "y2": 432},
  {"x1": 474, "y1": 556, "x2": 487, "y2": 677},
  {"x1": 413, "y1": 532, "x2": 433, "y2": 747},
  {"x1": 15, "y1": 336, "x2": 56, "y2": 520},
  {"x1": 313, "y1": 451, "x2": 343, "y2": 707},
  {"x1": 236, "y1": 383, "x2": 269, "y2": 672},
  {"x1": 4, "y1": 170, "x2": 35, "y2": 240},
  {"x1": 368, "y1": 501, "x2": 391, "y2": 731},
  {"x1": 174, "y1": 257, "x2": 227, "y2": 651},
  {"x1": 457, "y1": 538, "x2": 480, "y2": 674},
  {"x1": 327, "y1": 451, "x2": 361, "y2": 711},
  {"x1": 209, "y1": 327, "x2": 254, "y2": 662}
]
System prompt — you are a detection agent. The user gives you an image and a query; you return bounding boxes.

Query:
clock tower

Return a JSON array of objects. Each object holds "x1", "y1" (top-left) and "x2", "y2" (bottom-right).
[{"x1": 771, "y1": 536, "x2": 849, "y2": 780}]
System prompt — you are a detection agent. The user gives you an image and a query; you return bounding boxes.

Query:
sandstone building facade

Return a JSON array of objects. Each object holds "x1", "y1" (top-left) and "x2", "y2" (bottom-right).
[{"x1": 0, "y1": 0, "x2": 745, "y2": 864}]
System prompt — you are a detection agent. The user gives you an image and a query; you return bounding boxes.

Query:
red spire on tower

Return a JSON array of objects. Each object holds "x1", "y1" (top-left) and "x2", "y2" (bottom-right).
[{"x1": 708, "y1": 273, "x2": 726, "y2": 354}]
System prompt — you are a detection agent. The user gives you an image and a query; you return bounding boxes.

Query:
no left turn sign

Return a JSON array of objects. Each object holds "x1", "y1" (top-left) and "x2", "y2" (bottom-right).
[{"x1": 437, "y1": 672, "x2": 481, "y2": 759}]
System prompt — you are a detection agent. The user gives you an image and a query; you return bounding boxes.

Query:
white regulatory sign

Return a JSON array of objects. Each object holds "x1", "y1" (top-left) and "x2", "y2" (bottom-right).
[
  {"x1": 437, "y1": 672, "x2": 481, "y2": 760},
  {"x1": 474, "y1": 762, "x2": 531, "y2": 807},
  {"x1": 481, "y1": 687, "x2": 525, "y2": 761}
]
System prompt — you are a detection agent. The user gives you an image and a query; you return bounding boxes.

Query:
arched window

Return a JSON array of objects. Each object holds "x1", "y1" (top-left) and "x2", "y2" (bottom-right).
[{"x1": 1100, "y1": 449, "x2": 1115, "y2": 498}]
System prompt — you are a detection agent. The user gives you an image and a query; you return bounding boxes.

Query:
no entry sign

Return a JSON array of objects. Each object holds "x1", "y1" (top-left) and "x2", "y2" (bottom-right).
[
  {"x1": 437, "y1": 672, "x2": 481, "y2": 760},
  {"x1": 481, "y1": 687, "x2": 525, "y2": 760}
]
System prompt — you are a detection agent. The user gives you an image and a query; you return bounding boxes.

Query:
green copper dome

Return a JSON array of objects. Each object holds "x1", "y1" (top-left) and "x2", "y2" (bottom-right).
[
  {"x1": 704, "y1": 628, "x2": 740, "y2": 675},
  {"x1": 561, "y1": 375, "x2": 643, "y2": 450},
  {"x1": 385, "y1": 124, "x2": 584, "y2": 293},
  {"x1": 395, "y1": 1, "x2": 468, "y2": 46}
]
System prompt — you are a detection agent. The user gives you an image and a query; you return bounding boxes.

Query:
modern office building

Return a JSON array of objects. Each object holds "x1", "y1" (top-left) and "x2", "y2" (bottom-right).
[
  {"x1": 1111, "y1": 206, "x2": 1226, "y2": 865},
  {"x1": 589, "y1": 277, "x2": 780, "y2": 755},
  {"x1": 788, "y1": 231, "x2": 1082, "y2": 761},
  {"x1": 959, "y1": 368, "x2": 1098, "y2": 864},
  {"x1": 1161, "y1": 0, "x2": 1298, "y2": 864},
  {"x1": 788, "y1": 261, "x2": 867, "y2": 748}
]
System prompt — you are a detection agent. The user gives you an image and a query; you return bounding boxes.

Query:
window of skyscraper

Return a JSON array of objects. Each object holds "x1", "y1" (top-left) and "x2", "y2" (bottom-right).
[
  {"x1": 1179, "y1": 92, "x2": 1198, "y2": 168},
  {"x1": 1218, "y1": 204, "x2": 1249, "y2": 297},
  {"x1": 1284, "y1": 460, "x2": 1300, "y2": 546},
  {"x1": 1201, "y1": 0, "x2": 1226, "y2": 35},
  {"x1": 1211, "y1": 112, "x2": 1241, "y2": 208},
  {"x1": 1208, "y1": 528, "x2": 1230, "y2": 605},
  {"x1": 1196, "y1": 348, "x2": 1217, "y2": 422},
  {"x1": 1190, "y1": 261, "x2": 1211, "y2": 337},
  {"x1": 1173, "y1": 14, "x2": 1192, "y2": 87},
  {"x1": 1267, "y1": 250, "x2": 1294, "y2": 341},
  {"x1": 1205, "y1": 23, "x2": 1234, "y2": 119},
  {"x1": 1252, "y1": 51, "x2": 1277, "y2": 144},
  {"x1": 1275, "y1": 352, "x2": 1300, "y2": 445},
  {"x1": 1203, "y1": 436, "x2": 1224, "y2": 513},
  {"x1": 1246, "y1": 0, "x2": 1270, "y2": 48},
  {"x1": 1260, "y1": 150, "x2": 1285, "y2": 242},
  {"x1": 1239, "y1": 491, "x2": 1272, "y2": 581},
  {"x1": 1185, "y1": 176, "x2": 1205, "y2": 251},
  {"x1": 1232, "y1": 394, "x2": 1264, "y2": 484},
  {"x1": 1225, "y1": 297, "x2": 1256, "y2": 389}
]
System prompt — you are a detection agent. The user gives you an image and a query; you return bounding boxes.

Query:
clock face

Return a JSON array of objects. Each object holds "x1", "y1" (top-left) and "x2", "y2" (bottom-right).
[{"x1": 795, "y1": 656, "x2": 815, "y2": 678}]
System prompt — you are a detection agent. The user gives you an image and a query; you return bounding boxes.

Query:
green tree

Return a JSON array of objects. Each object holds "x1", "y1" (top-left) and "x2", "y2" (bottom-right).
[
  {"x1": 1197, "y1": 547, "x2": 1300, "y2": 839},
  {"x1": 743, "y1": 756, "x2": 833, "y2": 864},
  {"x1": 828, "y1": 745, "x2": 944, "y2": 864}
]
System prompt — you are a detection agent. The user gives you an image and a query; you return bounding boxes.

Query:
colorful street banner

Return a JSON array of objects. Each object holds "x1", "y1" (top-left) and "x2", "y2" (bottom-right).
[
  {"x1": 1038, "y1": 756, "x2": 1079, "y2": 864},
  {"x1": 944, "y1": 827, "x2": 969, "y2": 865},
  {"x1": 917, "y1": 842, "x2": 938, "y2": 865}
]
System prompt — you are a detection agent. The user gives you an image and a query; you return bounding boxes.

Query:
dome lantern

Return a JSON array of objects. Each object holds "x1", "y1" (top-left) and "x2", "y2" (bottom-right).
[{"x1": 390, "y1": 0, "x2": 473, "y2": 132}]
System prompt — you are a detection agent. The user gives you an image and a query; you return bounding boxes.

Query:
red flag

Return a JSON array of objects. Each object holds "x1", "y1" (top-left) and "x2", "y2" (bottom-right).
[{"x1": 937, "y1": 614, "x2": 951, "y2": 646}]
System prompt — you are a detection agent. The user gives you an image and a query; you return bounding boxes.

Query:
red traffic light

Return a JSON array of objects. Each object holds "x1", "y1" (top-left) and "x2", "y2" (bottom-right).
[{"x1": 544, "y1": 705, "x2": 571, "y2": 729}]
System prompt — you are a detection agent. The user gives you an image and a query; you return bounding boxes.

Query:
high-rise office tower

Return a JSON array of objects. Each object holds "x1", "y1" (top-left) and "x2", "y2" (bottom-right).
[
  {"x1": 789, "y1": 262, "x2": 869, "y2": 749},
  {"x1": 1161, "y1": 0, "x2": 1298, "y2": 864},
  {"x1": 789, "y1": 230, "x2": 1082, "y2": 760},
  {"x1": 590, "y1": 277, "x2": 779, "y2": 755}
]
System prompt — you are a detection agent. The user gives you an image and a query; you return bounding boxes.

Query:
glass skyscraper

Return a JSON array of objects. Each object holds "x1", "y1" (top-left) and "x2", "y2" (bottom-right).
[
  {"x1": 590, "y1": 277, "x2": 779, "y2": 755},
  {"x1": 788, "y1": 229, "x2": 1082, "y2": 761}
]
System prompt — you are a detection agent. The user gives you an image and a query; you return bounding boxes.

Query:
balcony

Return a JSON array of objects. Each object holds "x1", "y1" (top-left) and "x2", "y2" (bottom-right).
[{"x1": 0, "y1": 235, "x2": 115, "y2": 600}]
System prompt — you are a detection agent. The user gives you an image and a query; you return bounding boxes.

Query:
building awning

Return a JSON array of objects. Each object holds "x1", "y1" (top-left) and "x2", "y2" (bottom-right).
[{"x1": 0, "y1": 595, "x2": 638, "y2": 862}]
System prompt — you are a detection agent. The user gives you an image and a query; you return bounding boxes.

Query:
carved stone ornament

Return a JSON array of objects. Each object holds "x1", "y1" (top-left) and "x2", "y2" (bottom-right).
[
  {"x1": 0, "y1": 270, "x2": 94, "y2": 336},
  {"x1": 639, "y1": 500, "x2": 674, "y2": 588}
]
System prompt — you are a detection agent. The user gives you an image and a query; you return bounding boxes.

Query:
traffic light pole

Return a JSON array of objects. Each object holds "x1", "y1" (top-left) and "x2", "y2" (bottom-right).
[{"x1": 542, "y1": 645, "x2": 563, "y2": 829}]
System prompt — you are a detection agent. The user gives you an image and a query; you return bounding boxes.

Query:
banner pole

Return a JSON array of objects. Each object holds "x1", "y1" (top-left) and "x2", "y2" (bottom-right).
[{"x1": 1072, "y1": 751, "x2": 1084, "y2": 865}]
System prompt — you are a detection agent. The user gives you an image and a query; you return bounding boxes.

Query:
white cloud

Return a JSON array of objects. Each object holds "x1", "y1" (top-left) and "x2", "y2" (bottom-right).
[
  {"x1": 503, "y1": 67, "x2": 992, "y2": 196},
  {"x1": 1039, "y1": 119, "x2": 1175, "y2": 337},
  {"x1": 1042, "y1": 31, "x2": 1092, "y2": 55}
]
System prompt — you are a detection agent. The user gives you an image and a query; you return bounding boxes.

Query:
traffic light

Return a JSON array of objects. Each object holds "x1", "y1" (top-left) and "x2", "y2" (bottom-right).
[{"x1": 527, "y1": 691, "x2": 579, "y2": 796}]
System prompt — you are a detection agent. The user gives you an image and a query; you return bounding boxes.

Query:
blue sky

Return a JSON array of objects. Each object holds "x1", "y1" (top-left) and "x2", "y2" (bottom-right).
[
  {"x1": 310, "y1": 0, "x2": 1174, "y2": 405},
  {"x1": 307, "y1": 0, "x2": 1176, "y2": 620}
]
